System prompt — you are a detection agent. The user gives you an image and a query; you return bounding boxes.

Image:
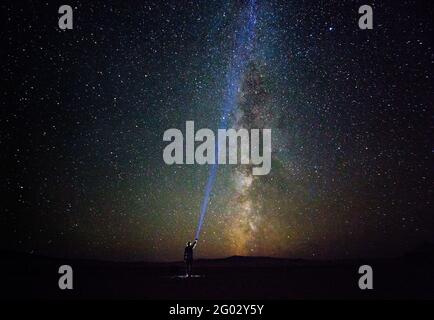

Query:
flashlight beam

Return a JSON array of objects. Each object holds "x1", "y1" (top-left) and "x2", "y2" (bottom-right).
[{"x1": 195, "y1": 0, "x2": 257, "y2": 240}]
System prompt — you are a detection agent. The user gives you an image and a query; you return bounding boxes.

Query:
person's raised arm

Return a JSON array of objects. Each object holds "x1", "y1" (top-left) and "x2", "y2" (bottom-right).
[{"x1": 193, "y1": 239, "x2": 198, "y2": 248}]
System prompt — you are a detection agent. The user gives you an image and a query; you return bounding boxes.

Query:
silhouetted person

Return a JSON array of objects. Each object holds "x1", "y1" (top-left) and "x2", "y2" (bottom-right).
[{"x1": 184, "y1": 239, "x2": 198, "y2": 277}]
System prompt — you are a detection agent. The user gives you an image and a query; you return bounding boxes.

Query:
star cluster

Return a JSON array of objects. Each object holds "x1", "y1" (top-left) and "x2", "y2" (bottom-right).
[{"x1": 1, "y1": 0, "x2": 433, "y2": 261}]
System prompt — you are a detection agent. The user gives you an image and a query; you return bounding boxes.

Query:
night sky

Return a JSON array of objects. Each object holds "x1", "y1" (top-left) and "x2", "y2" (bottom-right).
[{"x1": 1, "y1": 0, "x2": 433, "y2": 261}]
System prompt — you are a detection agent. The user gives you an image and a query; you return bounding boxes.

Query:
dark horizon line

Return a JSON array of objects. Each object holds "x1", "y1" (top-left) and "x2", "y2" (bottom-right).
[{"x1": 1, "y1": 245, "x2": 433, "y2": 265}]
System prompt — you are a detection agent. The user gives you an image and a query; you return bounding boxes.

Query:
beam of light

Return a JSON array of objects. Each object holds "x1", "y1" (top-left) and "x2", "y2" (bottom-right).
[{"x1": 195, "y1": 0, "x2": 257, "y2": 240}]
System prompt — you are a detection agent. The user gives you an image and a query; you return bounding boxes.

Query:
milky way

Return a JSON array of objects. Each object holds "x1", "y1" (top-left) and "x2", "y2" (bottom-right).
[
  {"x1": 1, "y1": 0, "x2": 433, "y2": 261},
  {"x1": 195, "y1": 0, "x2": 257, "y2": 241}
]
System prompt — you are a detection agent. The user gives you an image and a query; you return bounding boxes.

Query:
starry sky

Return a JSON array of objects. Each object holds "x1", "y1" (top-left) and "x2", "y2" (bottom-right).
[{"x1": 1, "y1": 0, "x2": 433, "y2": 261}]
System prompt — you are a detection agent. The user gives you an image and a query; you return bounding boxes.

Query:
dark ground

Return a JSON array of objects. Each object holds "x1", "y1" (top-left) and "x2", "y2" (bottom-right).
[{"x1": 1, "y1": 247, "x2": 433, "y2": 300}]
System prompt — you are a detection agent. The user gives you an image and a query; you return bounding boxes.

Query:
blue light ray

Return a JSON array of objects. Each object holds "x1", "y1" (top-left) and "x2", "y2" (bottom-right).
[{"x1": 195, "y1": 0, "x2": 257, "y2": 240}]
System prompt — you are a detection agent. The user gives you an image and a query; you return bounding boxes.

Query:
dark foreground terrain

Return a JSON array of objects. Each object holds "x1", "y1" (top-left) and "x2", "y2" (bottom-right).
[{"x1": 1, "y1": 248, "x2": 433, "y2": 300}]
